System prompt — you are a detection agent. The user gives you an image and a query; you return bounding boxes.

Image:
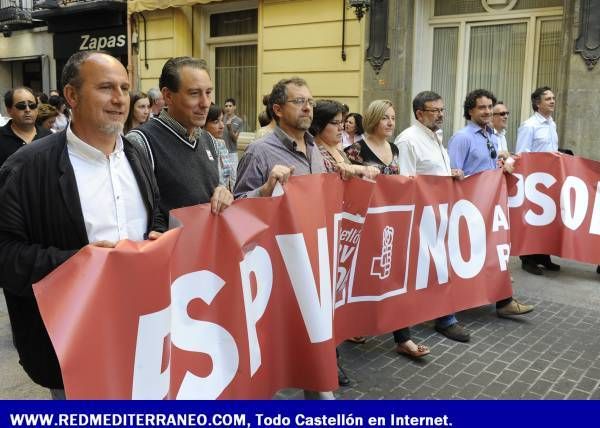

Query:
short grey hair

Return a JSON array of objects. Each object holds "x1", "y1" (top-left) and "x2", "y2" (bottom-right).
[{"x1": 147, "y1": 87, "x2": 162, "y2": 105}]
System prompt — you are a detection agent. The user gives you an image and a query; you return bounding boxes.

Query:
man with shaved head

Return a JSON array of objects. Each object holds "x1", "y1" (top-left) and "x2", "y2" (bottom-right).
[{"x1": 0, "y1": 51, "x2": 166, "y2": 398}]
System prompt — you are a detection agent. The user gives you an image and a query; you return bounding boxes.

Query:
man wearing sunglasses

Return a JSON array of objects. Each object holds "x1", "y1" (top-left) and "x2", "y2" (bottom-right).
[
  {"x1": 0, "y1": 87, "x2": 51, "y2": 166},
  {"x1": 492, "y1": 102, "x2": 511, "y2": 157},
  {"x1": 448, "y1": 89, "x2": 534, "y2": 318}
]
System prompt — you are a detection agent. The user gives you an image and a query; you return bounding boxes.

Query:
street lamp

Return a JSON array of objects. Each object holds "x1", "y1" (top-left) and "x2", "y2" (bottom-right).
[{"x1": 348, "y1": 0, "x2": 370, "y2": 21}]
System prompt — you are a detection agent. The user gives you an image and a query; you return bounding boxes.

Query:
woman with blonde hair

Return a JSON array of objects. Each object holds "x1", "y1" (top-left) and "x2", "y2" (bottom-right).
[{"x1": 346, "y1": 99, "x2": 430, "y2": 359}]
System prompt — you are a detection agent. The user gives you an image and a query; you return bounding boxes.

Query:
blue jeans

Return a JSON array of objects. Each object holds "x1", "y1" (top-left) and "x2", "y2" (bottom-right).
[{"x1": 435, "y1": 314, "x2": 457, "y2": 328}]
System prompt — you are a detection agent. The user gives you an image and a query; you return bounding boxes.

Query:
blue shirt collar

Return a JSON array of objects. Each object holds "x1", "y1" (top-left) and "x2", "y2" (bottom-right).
[{"x1": 466, "y1": 121, "x2": 494, "y2": 137}]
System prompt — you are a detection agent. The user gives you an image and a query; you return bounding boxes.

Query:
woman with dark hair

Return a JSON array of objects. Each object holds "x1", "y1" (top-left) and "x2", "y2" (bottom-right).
[
  {"x1": 48, "y1": 95, "x2": 68, "y2": 132},
  {"x1": 203, "y1": 104, "x2": 236, "y2": 190},
  {"x1": 310, "y1": 100, "x2": 379, "y2": 351},
  {"x1": 310, "y1": 100, "x2": 379, "y2": 179},
  {"x1": 343, "y1": 112, "x2": 364, "y2": 149},
  {"x1": 124, "y1": 92, "x2": 150, "y2": 133},
  {"x1": 346, "y1": 99, "x2": 430, "y2": 359}
]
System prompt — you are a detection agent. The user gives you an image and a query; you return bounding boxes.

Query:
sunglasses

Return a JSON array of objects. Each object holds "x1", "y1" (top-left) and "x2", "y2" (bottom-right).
[
  {"x1": 14, "y1": 101, "x2": 38, "y2": 111},
  {"x1": 493, "y1": 111, "x2": 510, "y2": 117},
  {"x1": 485, "y1": 136, "x2": 497, "y2": 159}
]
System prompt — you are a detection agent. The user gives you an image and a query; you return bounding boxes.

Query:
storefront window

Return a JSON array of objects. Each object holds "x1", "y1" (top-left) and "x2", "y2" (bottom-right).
[
  {"x1": 210, "y1": 9, "x2": 257, "y2": 37},
  {"x1": 432, "y1": 27, "x2": 459, "y2": 141},
  {"x1": 421, "y1": 1, "x2": 563, "y2": 150},
  {"x1": 215, "y1": 45, "x2": 257, "y2": 132},
  {"x1": 467, "y1": 23, "x2": 528, "y2": 148}
]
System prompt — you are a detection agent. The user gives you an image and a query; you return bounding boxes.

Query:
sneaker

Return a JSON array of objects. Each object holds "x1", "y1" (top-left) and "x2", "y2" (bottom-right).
[
  {"x1": 522, "y1": 260, "x2": 543, "y2": 275},
  {"x1": 435, "y1": 323, "x2": 470, "y2": 342},
  {"x1": 497, "y1": 299, "x2": 534, "y2": 317}
]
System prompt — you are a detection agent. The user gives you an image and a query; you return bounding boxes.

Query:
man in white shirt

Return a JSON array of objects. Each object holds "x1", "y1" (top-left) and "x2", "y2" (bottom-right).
[
  {"x1": 394, "y1": 91, "x2": 471, "y2": 343},
  {"x1": 492, "y1": 102, "x2": 510, "y2": 155},
  {"x1": 516, "y1": 87, "x2": 558, "y2": 153},
  {"x1": 0, "y1": 51, "x2": 166, "y2": 399},
  {"x1": 516, "y1": 86, "x2": 560, "y2": 275}
]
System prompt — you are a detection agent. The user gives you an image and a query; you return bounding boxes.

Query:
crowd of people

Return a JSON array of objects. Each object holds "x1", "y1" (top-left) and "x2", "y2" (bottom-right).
[{"x1": 0, "y1": 50, "x2": 597, "y2": 400}]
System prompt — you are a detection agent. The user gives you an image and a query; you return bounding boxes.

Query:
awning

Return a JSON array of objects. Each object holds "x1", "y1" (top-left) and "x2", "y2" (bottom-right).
[{"x1": 127, "y1": 0, "x2": 222, "y2": 14}]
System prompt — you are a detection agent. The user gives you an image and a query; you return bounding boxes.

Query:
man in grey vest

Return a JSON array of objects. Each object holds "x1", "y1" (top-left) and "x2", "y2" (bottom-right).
[{"x1": 127, "y1": 57, "x2": 233, "y2": 214}]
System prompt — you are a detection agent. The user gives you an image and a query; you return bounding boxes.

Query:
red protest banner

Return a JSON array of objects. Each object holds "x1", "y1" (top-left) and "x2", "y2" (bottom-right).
[
  {"x1": 509, "y1": 152, "x2": 600, "y2": 264},
  {"x1": 34, "y1": 170, "x2": 512, "y2": 399}
]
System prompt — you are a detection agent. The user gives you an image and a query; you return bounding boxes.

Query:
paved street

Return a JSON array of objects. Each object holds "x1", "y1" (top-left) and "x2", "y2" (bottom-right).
[{"x1": 1, "y1": 257, "x2": 599, "y2": 399}]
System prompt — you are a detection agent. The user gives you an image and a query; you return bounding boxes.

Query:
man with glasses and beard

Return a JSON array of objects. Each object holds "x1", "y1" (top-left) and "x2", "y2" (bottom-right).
[
  {"x1": 394, "y1": 91, "x2": 471, "y2": 343},
  {"x1": 0, "y1": 87, "x2": 51, "y2": 166},
  {"x1": 448, "y1": 89, "x2": 534, "y2": 318}
]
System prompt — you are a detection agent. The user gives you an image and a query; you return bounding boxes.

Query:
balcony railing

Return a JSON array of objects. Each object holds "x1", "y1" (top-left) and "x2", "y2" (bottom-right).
[
  {"x1": 33, "y1": 0, "x2": 124, "y2": 9},
  {"x1": 0, "y1": 0, "x2": 33, "y2": 25}
]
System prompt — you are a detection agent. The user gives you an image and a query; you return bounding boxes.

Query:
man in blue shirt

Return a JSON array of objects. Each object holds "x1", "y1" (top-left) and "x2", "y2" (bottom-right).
[{"x1": 448, "y1": 89, "x2": 533, "y2": 318}]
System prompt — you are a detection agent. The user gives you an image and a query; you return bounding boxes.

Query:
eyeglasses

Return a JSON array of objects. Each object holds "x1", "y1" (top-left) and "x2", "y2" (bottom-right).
[
  {"x1": 422, "y1": 108, "x2": 445, "y2": 114},
  {"x1": 328, "y1": 120, "x2": 344, "y2": 127},
  {"x1": 493, "y1": 111, "x2": 510, "y2": 117},
  {"x1": 14, "y1": 101, "x2": 38, "y2": 111},
  {"x1": 286, "y1": 97, "x2": 316, "y2": 107},
  {"x1": 484, "y1": 135, "x2": 497, "y2": 159}
]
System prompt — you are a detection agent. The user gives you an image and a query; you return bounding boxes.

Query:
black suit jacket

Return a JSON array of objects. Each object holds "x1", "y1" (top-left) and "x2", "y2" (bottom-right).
[{"x1": 0, "y1": 130, "x2": 166, "y2": 388}]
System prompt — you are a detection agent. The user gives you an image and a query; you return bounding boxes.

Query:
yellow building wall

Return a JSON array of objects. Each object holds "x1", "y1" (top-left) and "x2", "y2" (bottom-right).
[
  {"x1": 134, "y1": 6, "x2": 193, "y2": 92},
  {"x1": 260, "y1": 0, "x2": 364, "y2": 112},
  {"x1": 132, "y1": 0, "x2": 365, "y2": 112}
]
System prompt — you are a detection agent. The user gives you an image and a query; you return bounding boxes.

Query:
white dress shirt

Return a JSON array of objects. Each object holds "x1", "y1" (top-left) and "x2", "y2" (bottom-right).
[
  {"x1": 494, "y1": 128, "x2": 509, "y2": 152},
  {"x1": 67, "y1": 125, "x2": 148, "y2": 243},
  {"x1": 516, "y1": 112, "x2": 558, "y2": 153},
  {"x1": 394, "y1": 121, "x2": 451, "y2": 177},
  {"x1": 52, "y1": 113, "x2": 68, "y2": 133}
]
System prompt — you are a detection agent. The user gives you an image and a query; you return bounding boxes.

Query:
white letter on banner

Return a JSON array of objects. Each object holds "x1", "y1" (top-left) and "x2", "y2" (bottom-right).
[
  {"x1": 276, "y1": 228, "x2": 333, "y2": 343},
  {"x1": 415, "y1": 204, "x2": 449, "y2": 290},
  {"x1": 560, "y1": 176, "x2": 588, "y2": 231},
  {"x1": 132, "y1": 306, "x2": 171, "y2": 399},
  {"x1": 496, "y1": 244, "x2": 510, "y2": 271},
  {"x1": 492, "y1": 205, "x2": 509, "y2": 232},
  {"x1": 171, "y1": 271, "x2": 239, "y2": 399},
  {"x1": 524, "y1": 172, "x2": 557, "y2": 226},
  {"x1": 507, "y1": 173, "x2": 525, "y2": 208},
  {"x1": 448, "y1": 200, "x2": 486, "y2": 279},
  {"x1": 590, "y1": 182, "x2": 600, "y2": 235},
  {"x1": 239, "y1": 246, "x2": 273, "y2": 377}
]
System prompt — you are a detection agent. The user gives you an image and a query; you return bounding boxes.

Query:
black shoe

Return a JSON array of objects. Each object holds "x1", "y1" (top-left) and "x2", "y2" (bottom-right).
[
  {"x1": 542, "y1": 259, "x2": 560, "y2": 271},
  {"x1": 596, "y1": 265, "x2": 599, "y2": 274},
  {"x1": 522, "y1": 261, "x2": 543, "y2": 275},
  {"x1": 337, "y1": 362, "x2": 351, "y2": 387},
  {"x1": 435, "y1": 323, "x2": 471, "y2": 342}
]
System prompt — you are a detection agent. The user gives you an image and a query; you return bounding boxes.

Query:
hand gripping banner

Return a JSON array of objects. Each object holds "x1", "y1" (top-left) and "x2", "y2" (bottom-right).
[{"x1": 35, "y1": 152, "x2": 598, "y2": 399}]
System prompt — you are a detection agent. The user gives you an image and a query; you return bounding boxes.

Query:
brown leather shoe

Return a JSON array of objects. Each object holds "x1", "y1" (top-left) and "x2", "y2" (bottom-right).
[
  {"x1": 435, "y1": 323, "x2": 471, "y2": 342},
  {"x1": 497, "y1": 299, "x2": 534, "y2": 317}
]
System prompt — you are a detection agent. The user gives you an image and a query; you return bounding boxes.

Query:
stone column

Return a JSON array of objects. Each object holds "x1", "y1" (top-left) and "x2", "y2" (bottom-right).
[
  {"x1": 560, "y1": 0, "x2": 600, "y2": 161},
  {"x1": 361, "y1": 0, "x2": 414, "y2": 136}
]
